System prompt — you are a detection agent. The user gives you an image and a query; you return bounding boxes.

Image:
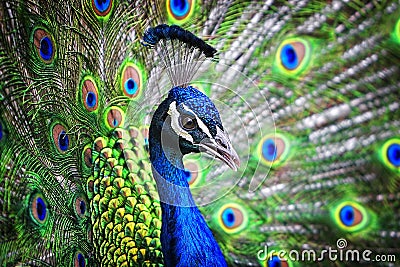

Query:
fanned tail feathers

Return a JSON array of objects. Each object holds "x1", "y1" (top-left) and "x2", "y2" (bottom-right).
[{"x1": 0, "y1": 0, "x2": 399, "y2": 266}]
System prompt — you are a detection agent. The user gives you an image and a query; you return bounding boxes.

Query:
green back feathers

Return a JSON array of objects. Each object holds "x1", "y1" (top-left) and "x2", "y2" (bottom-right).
[{"x1": 0, "y1": 0, "x2": 158, "y2": 265}]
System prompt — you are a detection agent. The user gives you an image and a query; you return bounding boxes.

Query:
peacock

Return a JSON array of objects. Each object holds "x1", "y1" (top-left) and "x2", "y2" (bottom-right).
[{"x1": 0, "y1": 0, "x2": 399, "y2": 266}]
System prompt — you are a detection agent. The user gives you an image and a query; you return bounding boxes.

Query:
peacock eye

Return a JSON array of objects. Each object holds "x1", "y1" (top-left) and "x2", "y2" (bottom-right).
[{"x1": 179, "y1": 115, "x2": 197, "y2": 130}]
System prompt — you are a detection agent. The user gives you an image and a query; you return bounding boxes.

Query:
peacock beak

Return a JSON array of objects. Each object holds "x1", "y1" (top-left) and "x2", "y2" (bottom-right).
[{"x1": 198, "y1": 127, "x2": 240, "y2": 171}]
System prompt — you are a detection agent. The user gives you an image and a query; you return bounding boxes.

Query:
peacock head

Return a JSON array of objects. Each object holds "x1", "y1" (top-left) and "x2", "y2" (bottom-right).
[{"x1": 151, "y1": 85, "x2": 240, "y2": 171}]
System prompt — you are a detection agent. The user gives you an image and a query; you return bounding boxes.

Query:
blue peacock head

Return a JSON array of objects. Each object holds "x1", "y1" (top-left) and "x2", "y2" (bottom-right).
[{"x1": 151, "y1": 85, "x2": 240, "y2": 171}]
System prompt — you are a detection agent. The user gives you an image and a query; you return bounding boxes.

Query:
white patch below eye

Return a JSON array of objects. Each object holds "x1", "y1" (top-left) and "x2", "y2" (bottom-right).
[
  {"x1": 181, "y1": 104, "x2": 212, "y2": 139},
  {"x1": 167, "y1": 101, "x2": 214, "y2": 143},
  {"x1": 168, "y1": 101, "x2": 194, "y2": 143}
]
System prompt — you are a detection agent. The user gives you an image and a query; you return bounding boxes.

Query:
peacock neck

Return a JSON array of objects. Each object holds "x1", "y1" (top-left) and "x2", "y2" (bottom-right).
[{"x1": 149, "y1": 105, "x2": 227, "y2": 267}]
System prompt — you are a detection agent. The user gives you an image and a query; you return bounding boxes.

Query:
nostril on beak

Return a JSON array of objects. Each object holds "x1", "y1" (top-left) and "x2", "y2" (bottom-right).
[{"x1": 216, "y1": 138, "x2": 227, "y2": 149}]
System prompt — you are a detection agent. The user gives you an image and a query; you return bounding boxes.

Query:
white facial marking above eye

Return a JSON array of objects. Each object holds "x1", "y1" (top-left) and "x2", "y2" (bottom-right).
[
  {"x1": 168, "y1": 101, "x2": 215, "y2": 144},
  {"x1": 168, "y1": 101, "x2": 193, "y2": 142},
  {"x1": 181, "y1": 104, "x2": 212, "y2": 139}
]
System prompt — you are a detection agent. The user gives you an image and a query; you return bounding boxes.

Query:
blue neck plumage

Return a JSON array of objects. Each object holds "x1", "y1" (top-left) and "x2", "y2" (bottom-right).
[{"x1": 149, "y1": 99, "x2": 227, "y2": 267}]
